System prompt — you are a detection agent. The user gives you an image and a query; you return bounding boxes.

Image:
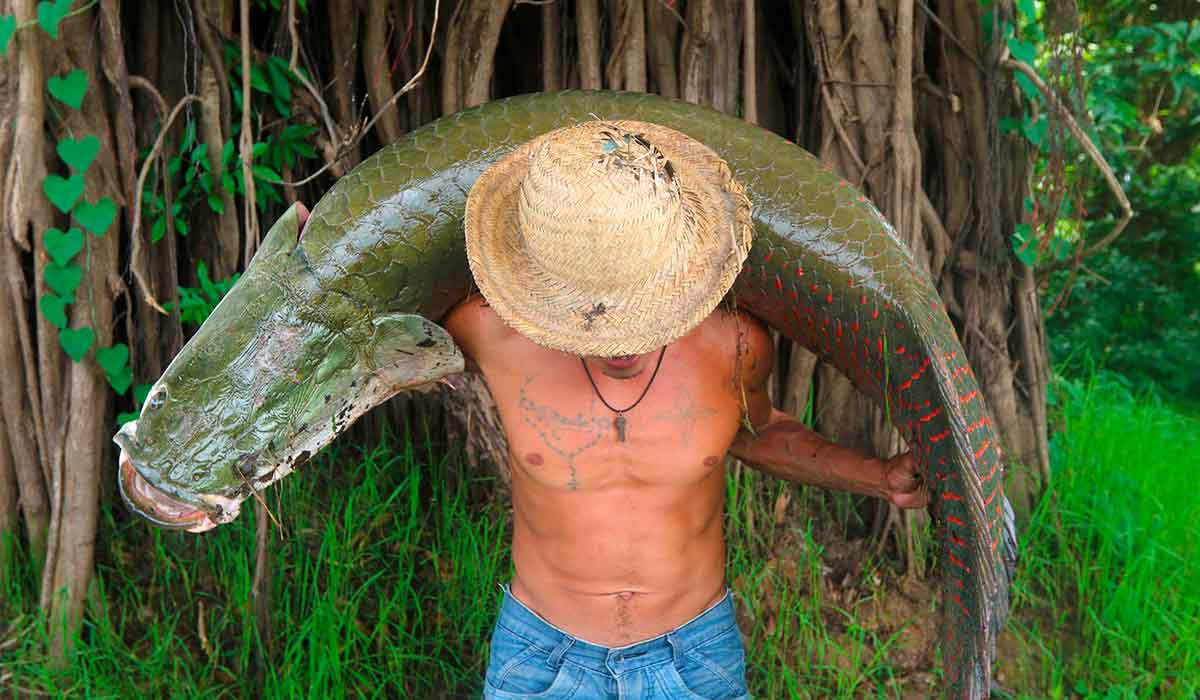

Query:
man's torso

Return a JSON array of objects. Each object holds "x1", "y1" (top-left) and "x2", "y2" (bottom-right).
[{"x1": 446, "y1": 298, "x2": 762, "y2": 646}]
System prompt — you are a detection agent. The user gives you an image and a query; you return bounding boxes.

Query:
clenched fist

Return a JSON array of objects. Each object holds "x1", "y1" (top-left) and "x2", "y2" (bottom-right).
[{"x1": 883, "y1": 452, "x2": 929, "y2": 509}]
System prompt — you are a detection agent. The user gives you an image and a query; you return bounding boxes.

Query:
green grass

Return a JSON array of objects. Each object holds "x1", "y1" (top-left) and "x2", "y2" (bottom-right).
[
  {"x1": 1, "y1": 370, "x2": 1197, "y2": 698},
  {"x1": 1003, "y1": 372, "x2": 1200, "y2": 699}
]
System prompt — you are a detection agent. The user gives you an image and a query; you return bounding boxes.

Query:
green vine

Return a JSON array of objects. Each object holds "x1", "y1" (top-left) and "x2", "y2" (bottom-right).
[{"x1": 1, "y1": 2, "x2": 130, "y2": 396}]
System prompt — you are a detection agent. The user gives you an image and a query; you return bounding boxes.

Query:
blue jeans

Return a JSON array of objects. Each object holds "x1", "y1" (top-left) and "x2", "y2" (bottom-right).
[{"x1": 483, "y1": 584, "x2": 751, "y2": 700}]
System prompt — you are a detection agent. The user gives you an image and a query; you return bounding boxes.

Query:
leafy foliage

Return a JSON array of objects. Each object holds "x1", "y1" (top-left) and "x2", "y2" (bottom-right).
[
  {"x1": 1039, "y1": 6, "x2": 1200, "y2": 400},
  {"x1": 166, "y1": 261, "x2": 239, "y2": 328}
]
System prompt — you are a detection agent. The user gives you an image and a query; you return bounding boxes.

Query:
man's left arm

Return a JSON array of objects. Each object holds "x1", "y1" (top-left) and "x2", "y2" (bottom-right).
[{"x1": 727, "y1": 317, "x2": 928, "y2": 509}]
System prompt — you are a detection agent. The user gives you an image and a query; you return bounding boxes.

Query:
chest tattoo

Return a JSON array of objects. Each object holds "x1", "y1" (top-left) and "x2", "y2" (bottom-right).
[
  {"x1": 650, "y1": 386, "x2": 719, "y2": 447},
  {"x1": 518, "y1": 378, "x2": 609, "y2": 490}
]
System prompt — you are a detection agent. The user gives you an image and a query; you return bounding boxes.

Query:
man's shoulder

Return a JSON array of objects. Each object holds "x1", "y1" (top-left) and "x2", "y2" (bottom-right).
[
  {"x1": 688, "y1": 308, "x2": 772, "y2": 385},
  {"x1": 442, "y1": 293, "x2": 517, "y2": 361}
]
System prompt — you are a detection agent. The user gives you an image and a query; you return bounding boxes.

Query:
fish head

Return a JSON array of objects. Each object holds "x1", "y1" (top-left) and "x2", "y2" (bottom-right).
[{"x1": 113, "y1": 202, "x2": 463, "y2": 531}]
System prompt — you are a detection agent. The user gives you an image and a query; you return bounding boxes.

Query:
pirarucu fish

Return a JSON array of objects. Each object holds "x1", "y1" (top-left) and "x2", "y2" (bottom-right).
[{"x1": 113, "y1": 90, "x2": 1017, "y2": 699}]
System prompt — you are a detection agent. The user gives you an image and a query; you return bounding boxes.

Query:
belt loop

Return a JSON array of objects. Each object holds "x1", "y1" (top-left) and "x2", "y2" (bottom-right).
[
  {"x1": 666, "y1": 632, "x2": 684, "y2": 665},
  {"x1": 547, "y1": 635, "x2": 575, "y2": 669}
]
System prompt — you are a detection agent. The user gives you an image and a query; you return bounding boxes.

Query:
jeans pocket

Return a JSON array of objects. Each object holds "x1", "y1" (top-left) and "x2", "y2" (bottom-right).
[
  {"x1": 658, "y1": 628, "x2": 749, "y2": 700},
  {"x1": 484, "y1": 626, "x2": 583, "y2": 699}
]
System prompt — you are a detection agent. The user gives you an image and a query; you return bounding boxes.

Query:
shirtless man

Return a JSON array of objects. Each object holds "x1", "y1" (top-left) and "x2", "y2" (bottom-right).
[{"x1": 447, "y1": 121, "x2": 927, "y2": 700}]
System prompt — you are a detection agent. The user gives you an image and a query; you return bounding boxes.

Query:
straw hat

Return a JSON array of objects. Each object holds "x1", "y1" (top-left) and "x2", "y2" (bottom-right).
[{"x1": 464, "y1": 120, "x2": 753, "y2": 357}]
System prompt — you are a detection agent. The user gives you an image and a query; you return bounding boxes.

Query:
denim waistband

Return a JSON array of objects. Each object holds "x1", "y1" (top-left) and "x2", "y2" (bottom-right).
[{"x1": 494, "y1": 584, "x2": 738, "y2": 675}]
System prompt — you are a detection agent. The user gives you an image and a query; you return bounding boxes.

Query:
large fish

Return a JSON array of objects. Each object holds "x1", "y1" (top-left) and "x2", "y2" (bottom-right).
[{"x1": 113, "y1": 90, "x2": 1016, "y2": 698}]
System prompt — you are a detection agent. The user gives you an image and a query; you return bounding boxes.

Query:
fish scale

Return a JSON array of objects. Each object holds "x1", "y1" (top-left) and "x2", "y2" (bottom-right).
[{"x1": 292, "y1": 90, "x2": 1019, "y2": 698}]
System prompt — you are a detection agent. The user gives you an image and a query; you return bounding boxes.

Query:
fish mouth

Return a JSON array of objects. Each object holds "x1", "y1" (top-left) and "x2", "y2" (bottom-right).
[{"x1": 118, "y1": 449, "x2": 218, "y2": 533}]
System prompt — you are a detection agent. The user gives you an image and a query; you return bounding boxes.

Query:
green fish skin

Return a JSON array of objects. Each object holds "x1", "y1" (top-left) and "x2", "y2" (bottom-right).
[{"x1": 113, "y1": 90, "x2": 1016, "y2": 699}]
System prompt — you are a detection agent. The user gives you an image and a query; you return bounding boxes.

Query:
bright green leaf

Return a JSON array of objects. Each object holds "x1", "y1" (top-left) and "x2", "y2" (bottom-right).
[
  {"x1": 58, "y1": 325, "x2": 94, "y2": 362},
  {"x1": 252, "y1": 164, "x2": 282, "y2": 183},
  {"x1": 47, "y1": 68, "x2": 88, "y2": 109},
  {"x1": 36, "y1": 0, "x2": 71, "y2": 39},
  {"x1": 0, "y1": 15, "x2": 17, "y2": 56},
  {"x1": 1007, "y1": 37, "x2": 1037, "y2": 64},
  {"x1": 150, "y1": 215, "x2": 166, "y2": 243},
  {"x1": 107, "y1": 364, "x2": 133, "y2": 395},
  {"x1": 43, "y1": 226, "x2": 84, "y2": 266},
  {"x1": 249, "y1": 63, "x2": 270, "y2": 93},
  {"x1": 42, "y1": 173, "x2": 84, "y2": 213},
  {"x1": 57, "y1": 134, "x2": 101, "y2": 173},
  {"x1": 1015, "y1": 71, "x2": 1041, "y2": 102},
  {"x1": 39, "y1": 294, "x2": 70, "y2": 329},
  {"x1": 44, "y1": 262, "x2": 82, "y2": 297},
  {"x1": 95, "y1": 343, "x2": 129, "y2": 376},
  {"x1": 133, "y1": 383, "x2": 153, "y2": 406},
  {"x1": 74, "y1": 197, "x2": 117, "y2": 237}
]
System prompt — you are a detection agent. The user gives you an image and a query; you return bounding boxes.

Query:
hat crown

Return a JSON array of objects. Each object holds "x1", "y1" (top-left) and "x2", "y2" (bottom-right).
[{"x1": 517, "y1": 126, "x2": 682, "y2": 294}]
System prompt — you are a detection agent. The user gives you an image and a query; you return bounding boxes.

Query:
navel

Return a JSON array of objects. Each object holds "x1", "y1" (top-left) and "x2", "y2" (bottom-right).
[
  {"x1": 703, "y1": 455, "x2": 721, "y2": 467},
  {"x1": 526, "y1": 452, "x2": 545, "y2": 466}
]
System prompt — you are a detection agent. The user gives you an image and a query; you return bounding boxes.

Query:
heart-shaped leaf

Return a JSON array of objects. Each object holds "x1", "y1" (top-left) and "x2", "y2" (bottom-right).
[
  {"x1": 47, "y1": 68, "x2": 87, "y2": 110},
  {"x1": 58, "y1": 326, "x2": 94, "y2": 362},
  {"x1": 74, "y1": 197, "x2": 116, "y2": 237},
  {"x1": 39, "y1": 294, "x2": 70, "y2": 329},
  {"x1": 57, "y1": 135, "x2": 100, "y2": 173},
  {"x1": 0, "y1": 15, "x2": 16, "y2": 56},
  {"x1": 44, "y1": 262, "x2": 82, "y2": 297},
  {"x1": 107, "y1": 364, "x2": 133, "y2": 394},
  {"x1": 43, "y1": 173, "x2": 84, "y2": 213},
  {"x1": 95, "y1": 343, "x2": 129, "y2": 377},
  {"x1": 43, "y1": 226, "x2": 83, "y2": 266},
  {"x1": 36, "y1": 0, "x2": 70, "y2": 39}
]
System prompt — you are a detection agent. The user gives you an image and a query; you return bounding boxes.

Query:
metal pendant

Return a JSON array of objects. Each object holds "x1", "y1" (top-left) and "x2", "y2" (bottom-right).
[{"x1": 614, "y1": 414, "x2": 627, "y2": 442}]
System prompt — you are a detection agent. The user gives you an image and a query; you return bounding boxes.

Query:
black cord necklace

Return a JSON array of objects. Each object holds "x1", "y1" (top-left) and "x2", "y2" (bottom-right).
[{"x1": 581, "y1": 347, "x2": 667, "y2": 442}]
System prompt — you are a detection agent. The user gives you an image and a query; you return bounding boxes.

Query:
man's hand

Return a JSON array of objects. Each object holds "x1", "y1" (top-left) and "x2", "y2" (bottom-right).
[{"x1": 883, "y1": 452, "x2": 929, "y2": 509}]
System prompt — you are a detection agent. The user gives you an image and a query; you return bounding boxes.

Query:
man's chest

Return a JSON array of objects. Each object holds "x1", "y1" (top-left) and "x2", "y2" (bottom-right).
[{"x1": 485, "y1": 362, "x2": 745, "y2": 491}]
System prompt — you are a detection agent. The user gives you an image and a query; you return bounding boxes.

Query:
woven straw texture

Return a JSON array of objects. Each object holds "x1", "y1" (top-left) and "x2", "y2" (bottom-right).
[{"x1": 464, "y1": 120, "x2": 753, "y2": 356}]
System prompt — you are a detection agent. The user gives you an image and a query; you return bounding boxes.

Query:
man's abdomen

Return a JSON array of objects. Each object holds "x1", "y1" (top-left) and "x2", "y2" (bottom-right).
[{"x1": 507, "y1": 474, "x2": 729, "y2": 647}]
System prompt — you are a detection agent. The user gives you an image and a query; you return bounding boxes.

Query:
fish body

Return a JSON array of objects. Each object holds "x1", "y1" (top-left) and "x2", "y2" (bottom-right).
[{"x1": 115, "y1": 90, "x2": 1016, "y2": 699}]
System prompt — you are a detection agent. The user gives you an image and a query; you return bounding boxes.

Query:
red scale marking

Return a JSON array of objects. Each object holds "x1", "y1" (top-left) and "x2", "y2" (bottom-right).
[
  {"x1": 795, "y1": 265, "x2": 804, "y2": 276},
  {"x1": 942, "y1": 491, "x2": 963, "y2": 502},
  {"x1": 774, "y1": 275, "x2": 783, "y2": 291},
  {"x1": 894, "y1": 321, "x2": 905, "y2": 330},
  {"x1": 929, "y1": 428, "x2": 951, "y2": 443},
  {"x1": 762, "y1": 250, "x2": 773, "y2": 263},
  {"x1": 920, "y1": 407, "x2": 943, "y2": 423},
  {"x1": 825, "y1": 292, "x2": 833, "y2": 304},
  {"x1": 894, "y1": 345, "x2": 906, "y2": 355},
  {"x1": 959, "y1": 390, "x2": 979, "y2": 405},
  {"x1": 946, "y1": 515, "x2": 965, "y2": 527},
  {"x1": 871, "y1": 309, "x2": 879, "y2": 319},
  {"x1": 859, "y1": 294, "x2": 867, "y2": 305},
  {"x1": 949, "y1": 534, "x2": 967, "y2": 548},
  {"x1": 947, "y1": 552, "x2": 970, "y2": 573},
  {"x1": 810, "y1": 282, "x2": 819, "y2": 293},
  {"x1": 851, "y1": 322, "x2": 860, "y2": 334},
  {"x1": 973, "y1": 439, "x2": 990, "y2": 460}
]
